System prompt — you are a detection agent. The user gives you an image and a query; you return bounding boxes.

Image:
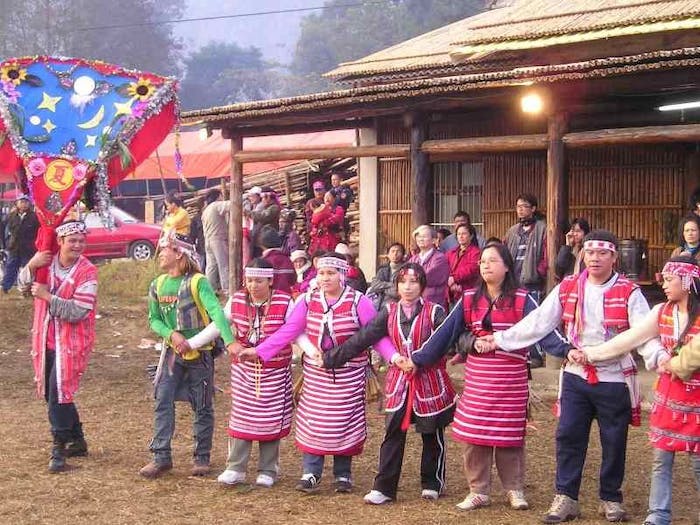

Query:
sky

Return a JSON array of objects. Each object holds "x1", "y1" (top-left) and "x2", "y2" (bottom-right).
[{"x1": 176, "y1": 0, "x2": 315, "y2": 65}]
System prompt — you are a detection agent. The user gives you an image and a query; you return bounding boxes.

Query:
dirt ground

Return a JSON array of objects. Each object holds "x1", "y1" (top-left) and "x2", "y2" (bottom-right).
[{"x1": 0, "y1": 262, "x2": 697, "y2": 525}]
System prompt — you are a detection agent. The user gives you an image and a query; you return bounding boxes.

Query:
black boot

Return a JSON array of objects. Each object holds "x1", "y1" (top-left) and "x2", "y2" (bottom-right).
[
  {"x1": 48, "y1": 438, "x2": 66, "y2": 473},
  {"x1": 65, "y1": 423, "x2": 88, "y2": 457}
]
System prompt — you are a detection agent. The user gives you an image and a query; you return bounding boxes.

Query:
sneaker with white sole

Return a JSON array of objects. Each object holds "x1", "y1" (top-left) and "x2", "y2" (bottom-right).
[
  {"x1": 217, "y1": 469, "x2": 246, "y2": 486},
  {"x1": 598, "y1": 500, "x2": 628, "y2": 522},
  {"x1": 421, "y1": 489, "x2": 439, "y2": 500},
  {"x1": 542, "y1": 494, "x2": 581, "y2": 523},
  {"x1": 507, "y1": 489, "x2": 529, "y2": 510},
  {"x1": 364, "y1": 490, "x2": 392, "y2": 505},
  {"x1": 456, "y1": 493, "x2": 491, "y2": 511},
  {"x1": 334, "y1": 476, "x2": 353, "y2": 493},
  {"x1": 256, "y1": 473, "x2": 275, "y2": 488},
  {"x1": 295, "y1": 473, "x2": 321, "y2": 493}
]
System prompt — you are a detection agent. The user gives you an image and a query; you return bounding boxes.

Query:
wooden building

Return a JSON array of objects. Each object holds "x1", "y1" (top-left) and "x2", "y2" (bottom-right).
[{"x1": 182, "y1": 0, "x2": 700, "y2": 289}]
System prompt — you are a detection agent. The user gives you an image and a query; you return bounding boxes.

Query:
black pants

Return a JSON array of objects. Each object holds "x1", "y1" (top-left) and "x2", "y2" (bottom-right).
[
  {"x1": 44, "y1": 350, "x2": 82, "y2": 443},
  {"x1": 373, "y1": 404, "x2": 447, "y2": 499}
]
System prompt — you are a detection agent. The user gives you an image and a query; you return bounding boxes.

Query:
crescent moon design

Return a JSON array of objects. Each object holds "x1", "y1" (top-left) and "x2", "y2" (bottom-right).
[{"x1": 77, "y1": 105, "x2": 105, "y2": 129}]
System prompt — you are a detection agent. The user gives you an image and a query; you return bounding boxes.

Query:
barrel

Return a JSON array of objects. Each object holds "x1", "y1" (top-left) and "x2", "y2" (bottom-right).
[{"x1": 619, "y1": 239, "x2": 648, "y2": 280}]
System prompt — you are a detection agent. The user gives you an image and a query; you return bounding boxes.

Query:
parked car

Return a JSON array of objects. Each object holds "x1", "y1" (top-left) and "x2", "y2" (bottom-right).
[{"x1": 84, "y1": 207, "x2": 161, "y2": 261}]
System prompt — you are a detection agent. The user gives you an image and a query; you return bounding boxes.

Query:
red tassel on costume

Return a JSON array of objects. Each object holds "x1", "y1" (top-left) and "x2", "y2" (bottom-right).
[
  {"x1": 585, "y1": 364, "x2": 599, "y2": 384},
  {"x1": 401, "y1": 376, "x2": 416, "y2": 431}
]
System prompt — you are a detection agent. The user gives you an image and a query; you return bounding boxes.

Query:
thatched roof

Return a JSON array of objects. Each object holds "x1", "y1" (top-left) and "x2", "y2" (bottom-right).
[{"x1": 325, "y1": 0, "x2": 700, "y2": 81}]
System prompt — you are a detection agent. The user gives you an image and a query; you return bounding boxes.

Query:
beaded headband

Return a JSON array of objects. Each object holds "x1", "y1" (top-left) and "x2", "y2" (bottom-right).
[
  {"x1": 245, "y1": 267, "x2": 274, "y2": 278},
  {"x1": 56, "y1": 221, "x2": 87, "y2": 237},
  {"x1": 398, "y1": 267, "x2": 420, "y2": 279},
  {"x1": 583, "y1": 240, "x2": 616, "y2": 253},
  {"x1": 317, "y1": 256, "x2": 349, "y2": 273},
  {"x1": 159, "y1": 229, "x2": 196, "y2": 260},
  {"x1": 662, "y1": 261, "x2": 700, "y2": 291}
]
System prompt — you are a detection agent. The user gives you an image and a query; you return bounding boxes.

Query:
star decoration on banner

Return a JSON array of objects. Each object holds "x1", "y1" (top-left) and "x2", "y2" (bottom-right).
[
  {"x1": 38, "y1": 92, "x2": 62, "y2": 112},
  {"x1": 42, "y1": 119, "x2": 56, "y2": 133},
  {"x1": 113, "y1": 98, "x2": 134, "y2": 117},
  {"x1": 85, "y1": 134, "x2": 97, "y2": 147}
]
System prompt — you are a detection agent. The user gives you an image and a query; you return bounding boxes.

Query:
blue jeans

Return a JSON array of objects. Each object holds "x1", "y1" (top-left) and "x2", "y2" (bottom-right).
[
  {"x1": 645, "y1": 448, "x2": 700, "y2": 525},
  {"x1": 302, "y1": 453, "x2": 352, "y2": 480},
  {"x1": 1, "y1": 253, "x2": 30, "y2": 292},
  {"x1": 150, "y1": 350, "x2": 214, "y2": 464},
  {"x1": 555, "y1": 372, "x2": 631, "y2": 502}
]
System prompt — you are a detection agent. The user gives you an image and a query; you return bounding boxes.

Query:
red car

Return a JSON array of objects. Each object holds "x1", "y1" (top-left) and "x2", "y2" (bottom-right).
[{"x1": 83, "y1": 207, "x2": 162, "y2": 261}]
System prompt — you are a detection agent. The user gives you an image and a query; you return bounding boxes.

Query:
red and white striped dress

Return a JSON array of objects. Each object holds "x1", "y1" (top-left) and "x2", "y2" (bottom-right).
[
  {"x1": 452, "y1": 289, "x2": 529, "y2": 448},
  {"x1": 228, "y1": 290, "x2": 294, "y2": 441},
  {"x1": 296, "y1": 287, "x2": 368, "y2": 455}
]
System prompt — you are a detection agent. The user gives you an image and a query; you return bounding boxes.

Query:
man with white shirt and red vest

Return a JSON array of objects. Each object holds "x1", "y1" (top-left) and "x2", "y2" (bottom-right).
[
  {"x1": 187, "y1": 258, "x2": 295, "y2": 488},
  {"x1": 483, "y1": 230, "x2": 664, "y2": 523},
  {"x1": 321, "y1": 262, "x2": 456, "y2": 504},
  {"x1": 18, "y1": 221, "x2": 97, "y2": 473}
]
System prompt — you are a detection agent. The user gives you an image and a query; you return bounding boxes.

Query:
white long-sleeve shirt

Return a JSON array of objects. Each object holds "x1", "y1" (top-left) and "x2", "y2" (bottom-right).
[{"x1": 494, "y1": 274, "x2": 665, "y2": 382}]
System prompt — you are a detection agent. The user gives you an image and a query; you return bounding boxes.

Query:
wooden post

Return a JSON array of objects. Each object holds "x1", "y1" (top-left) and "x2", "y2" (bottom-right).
[
  {"x1": 409, "y1": 113, "x2": 430, "y2": 228},
  {"x1": 284, "y1": 170, "x2": 292, "y2": 207},
  {"x1": 358, "y1": 126, "x2": 379, "y2": 278},
  {"x1": 228, "y1": 134, "x2": 243, "y2": 294},
  {"x1": 546, "y1": 112, "x2": 568, "y2": 291}
]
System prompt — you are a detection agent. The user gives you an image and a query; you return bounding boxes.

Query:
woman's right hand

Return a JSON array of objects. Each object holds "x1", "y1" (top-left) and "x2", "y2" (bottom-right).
[{"x1": 565, "y1": 230, "x2": 575, "y2": 247}]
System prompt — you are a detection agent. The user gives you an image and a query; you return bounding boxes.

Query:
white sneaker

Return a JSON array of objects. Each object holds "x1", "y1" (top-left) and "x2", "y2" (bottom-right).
[
  {"x1": 456, "y1": 492, "x2": 491, "y2": 511},
  {"x1": 217, "y1": 469, "x2": 246, "y2": 485},
  {"x1": 507, "y1": 489, "x2": 529, "y2": 510},
  {"x1": 256, "y1": 473, "x2": 275, "y2": 488},
  {"x1": 363, "y1": 490, "x2": 392, "y2": 505},
  {"x1": 421, "y1": 489, "x2": 439, "y2": 500}
]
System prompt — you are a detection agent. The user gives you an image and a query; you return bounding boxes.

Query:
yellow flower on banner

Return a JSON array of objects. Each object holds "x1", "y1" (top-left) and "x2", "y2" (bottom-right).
[
  {"x1": 127, "y1": 77, "x2": 155, "y2": 101},
  {"x1": 1, "y1": 63, "x2": 27, "y2": 85}
]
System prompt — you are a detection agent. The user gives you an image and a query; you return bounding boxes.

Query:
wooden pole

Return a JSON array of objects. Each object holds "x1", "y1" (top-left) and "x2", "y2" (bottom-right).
[
  {"x1": 422, "y1": 134, "x2": 548, "y2": 154},
  {"x1": 284, "y1": 170, "x2": 292, "y2": 207},
  {"x1": 563, "y1": 123, "x2": 700, "y2": 147},
  {"x1": 546, "y1": 112, "x2": 568, "y2": 291},
  {"x1": 229, "y1": 135, "x2": 243, "y2": 294},
  {"x1": 409, "y1": 113, "x2": 430, "y2": 228},
  {"x1": 233, "y1": 144, "x2": 409, "y2": 163}
]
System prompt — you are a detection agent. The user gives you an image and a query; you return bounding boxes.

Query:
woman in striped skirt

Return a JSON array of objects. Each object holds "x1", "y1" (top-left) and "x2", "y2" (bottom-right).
[
  {"x1": 236, "y1": 252, "x2": 395, "y2": 494},
  {"x1": 188, "y1": 258, "x2": 295, "y2": 488},
  {"x1": 416, "y1": 241, "x2": 568, "y2": 512}
]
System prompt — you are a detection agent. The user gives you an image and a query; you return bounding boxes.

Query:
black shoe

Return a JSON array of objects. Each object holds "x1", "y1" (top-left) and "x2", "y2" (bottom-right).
[
  {"x1": 295, "y1": 474, "x2": 320, "y2": 493},
  {"x1": 64, "y1": 438, "x2": 88, "y2": 458},
  {"x1": 334, "y1": 477, "x2": 353, "y2": 493},
  {"x1": 48, "y1": 445, "x2": 66, "y2": 473}
]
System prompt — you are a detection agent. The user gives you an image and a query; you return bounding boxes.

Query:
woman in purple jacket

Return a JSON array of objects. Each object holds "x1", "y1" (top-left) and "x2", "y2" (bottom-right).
[{"x1": 408, "y1": 225, "x2": 449, "y2": 308}]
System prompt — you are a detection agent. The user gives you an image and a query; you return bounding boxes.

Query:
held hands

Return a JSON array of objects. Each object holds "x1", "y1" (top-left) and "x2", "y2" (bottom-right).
[
  {"x1": 30, "y1": 283, "x2": 52, "y2": 302},
  {"x1": 394, "y1": 356, "x2": 415, "y2": 374},
  {"x1": 567, "y1": 348, "x2": 589, "y2": 365},
  {"x1": 309, "y1": 349, "x2": 324, "y2": 368},
  {"x1": 238, "y1": 347, "x2": 259, "y2": 362},
  {"x1": 657, "y1": 354, "x2": 672, "y2": 375},
  {"x1": 474, "y1": 334, "x2": 496, "y2": 353}
]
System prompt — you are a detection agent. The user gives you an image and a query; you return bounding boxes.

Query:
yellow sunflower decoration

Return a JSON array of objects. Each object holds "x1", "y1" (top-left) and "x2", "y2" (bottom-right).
[
  {"x1": 127, "y1": 77, "x2": 155, "y2": 101},
  {"x1": 1, "y1": 63, "x2": 28, "y2": 85}
]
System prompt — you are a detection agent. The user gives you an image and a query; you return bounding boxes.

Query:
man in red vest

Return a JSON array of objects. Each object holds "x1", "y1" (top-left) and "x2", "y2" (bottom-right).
[{"x1": 484, "y1": 230, "x2": 664, "y2": 523}]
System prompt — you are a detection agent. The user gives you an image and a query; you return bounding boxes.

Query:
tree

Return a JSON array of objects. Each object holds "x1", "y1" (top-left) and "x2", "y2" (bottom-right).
[{"x1": 0, "y1": 0, "x2": 184, "y2": 76}]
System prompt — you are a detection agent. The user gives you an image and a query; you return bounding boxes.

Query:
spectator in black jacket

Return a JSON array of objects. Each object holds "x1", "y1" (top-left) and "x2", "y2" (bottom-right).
[
  {"x1": 555, "y1": 217, "x2": 591, "y2": 279},
  {"x1": 2, "y1": 194, "x2": 39, "y2": 293}
]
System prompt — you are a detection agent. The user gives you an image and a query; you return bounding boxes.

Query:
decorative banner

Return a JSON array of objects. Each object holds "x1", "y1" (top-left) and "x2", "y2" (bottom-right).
[{"x1": 0, "y1": 56, "x2": 179, "y2": 281}]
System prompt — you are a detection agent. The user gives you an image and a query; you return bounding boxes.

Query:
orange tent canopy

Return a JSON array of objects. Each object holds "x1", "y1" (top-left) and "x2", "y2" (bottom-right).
[{"x1": 130, "y1": 129, "x2": 356, "y2": 180}]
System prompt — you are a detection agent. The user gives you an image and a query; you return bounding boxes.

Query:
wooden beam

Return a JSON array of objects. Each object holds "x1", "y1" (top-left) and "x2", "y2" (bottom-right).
[
  {"x1": 421, "y1": 134, "x2": 548, "y2": 154},
  {"x1": 563, "y1": 123, "x2": 700, "y2": 148},
  {"x1": 228, "y1": 135, "x2": 243, "y2": 294},
  {"x1": 546, "y1": 112, "x2": 568, "y2": 291},
  {"x1": 232, "y1": 144, "x2": 409, "y2": 163},
  {"x1": 409, "y1": 113, "x2": 430, "y2": 228}
]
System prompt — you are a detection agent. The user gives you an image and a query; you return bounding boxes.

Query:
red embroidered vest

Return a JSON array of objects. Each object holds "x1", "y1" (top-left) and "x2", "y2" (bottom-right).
[
  {"x1": 306, "y1": 286, "x2": 367, "y2": 366},
  {"x1": 463, "y1": 288, "x2": 529, "y2": 360},
  {"x1": 658, "y1": 302, "x2": 700, "y2": 382},
  {"x1": 384, "y1": 300, "x2": 455, "y2": 415},
  {"x1": 559, "y1": 274, "x2": 636, "y2": 334},
  {"x1": 230, "y1": 289, "x2": 292, "y2": 367}
]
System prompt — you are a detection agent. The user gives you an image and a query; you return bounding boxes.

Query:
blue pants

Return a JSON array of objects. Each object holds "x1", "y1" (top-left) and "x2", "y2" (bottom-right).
[
  {"x1": 555, "y1": 372, "x2": 631, "y2": 502},
  {"x1": 645, "y1": 448, "x2": 700, "y2": 525},
  {"x1": 302, "y1": 453, "x2": 352, "y2": 480},
  {"x1": 1, "y1": 253, "x2": 30, "y2": 292},
  {"x1": 150, "y1": 350, "x2": 214, "y2": 464}
]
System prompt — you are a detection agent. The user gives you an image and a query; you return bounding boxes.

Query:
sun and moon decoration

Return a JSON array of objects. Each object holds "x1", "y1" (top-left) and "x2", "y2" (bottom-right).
[{"x1": 0, "y1": 56, "x2": 180, "y2": 282}]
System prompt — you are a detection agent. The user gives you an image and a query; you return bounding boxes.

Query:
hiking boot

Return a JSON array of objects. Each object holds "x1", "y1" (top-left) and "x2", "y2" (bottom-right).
[
  {"x1": 421, "y1": 489, "x2": 439, "y2": 500},
  {"x1": 334, "y1": 476, "x2": 353, "y2": 493},
  {"x1": 364, "y1": 490, "x2": 392, "y2": 505},
  {"x1": 48, "y1": 444, "x2": 66, "y2": 473},
  {"x1": 191, "y1": 460, "x2": 211, "y2": 477},
  {"x1": 456, "y1": 493, "x2": 490, "y2": 511},
  {"x1": 295, "y1": 473, "x2": 321, "y2": 493},
  {"x1": 217, "y1": 469, "x2": 246, "y2": 485},
  {"x1": 598, "y1": 501, "x2": 628, "y2": 522},
  {"x1": 543, "y1": 494, "x2": 580, "y2": 523},
  {"x1": 139, "y1": 460, "x2": 173, "y2": 479},
  {"x1": 64, "y1": 437, "x2": 88, "y2": 458},
  {"x1": 507, "y1": 489, "x2": 529, "y2": 510}
]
